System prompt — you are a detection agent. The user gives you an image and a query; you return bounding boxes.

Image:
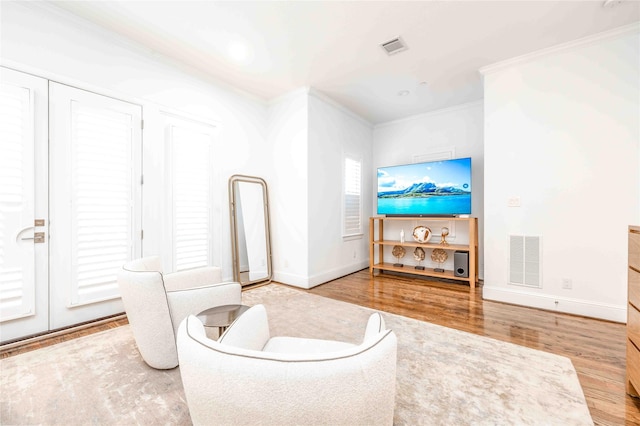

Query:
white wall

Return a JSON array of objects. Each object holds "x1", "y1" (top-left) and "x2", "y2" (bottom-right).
[
  {"x1": 268, "y1": 88, "x2": 373, "y2": 289},
  {"x1": 481, "y1": 27, "x2": 640, "y2": 322},
  {"x1": 307, "y1": 90, "x2": 373, "y2": 287},
  {"x1": 372, "y1": 102, "x2": 484, "y2": 275},
  {"x1": 267, "y1": 90, "x2": 310, "y2": 286},
  {"x1": 1, "y1": 2, "x2": 268, "y2": 280}
]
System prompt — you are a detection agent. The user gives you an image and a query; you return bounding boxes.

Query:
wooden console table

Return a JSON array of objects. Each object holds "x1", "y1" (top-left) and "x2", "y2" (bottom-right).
[{"x1": 369, "y1": 216, "x2": 478, "y2": 288}]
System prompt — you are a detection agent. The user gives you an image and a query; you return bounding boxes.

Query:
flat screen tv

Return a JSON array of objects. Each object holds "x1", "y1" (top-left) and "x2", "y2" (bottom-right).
[{"x1": 377, "y1": 157, "x2": 471, "y2": 217}]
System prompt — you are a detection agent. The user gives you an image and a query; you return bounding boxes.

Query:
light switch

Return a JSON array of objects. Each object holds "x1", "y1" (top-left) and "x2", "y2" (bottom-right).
[{"x1": 507, "y1": 197, "x2": 521, "y2": 207}]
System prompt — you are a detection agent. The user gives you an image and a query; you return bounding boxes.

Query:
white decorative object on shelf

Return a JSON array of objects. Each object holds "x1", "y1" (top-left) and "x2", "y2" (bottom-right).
[
  {"x1": 412, "y1": 226, "x2": 432, "y2": 243},
  {"x1": 400, "y1": 229, "x2": 405, "y2": 243}
]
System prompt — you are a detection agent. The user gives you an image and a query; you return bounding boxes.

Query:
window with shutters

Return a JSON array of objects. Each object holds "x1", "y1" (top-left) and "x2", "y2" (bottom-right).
[
  {"x1": 70, "y1": 101, "x2": 136, "y2": 305},
  {"x1": 48, "y1": 82, "x2": 142, "y2": 312},
  {"x1": 0, "y1": 82, "x2": 34, "y2": 320},
  {"x1": 343, "y1": 155, "x2": 362, "y2": 238},
  {"x1": 165, "y1": 115, "x2": 216, "y2": 271}
]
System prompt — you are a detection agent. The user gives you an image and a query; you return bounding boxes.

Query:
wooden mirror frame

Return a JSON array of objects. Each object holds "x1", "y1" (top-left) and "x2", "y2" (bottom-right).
[{"x1": 228, "y1": 175, "x2": 272, "y2": 286}]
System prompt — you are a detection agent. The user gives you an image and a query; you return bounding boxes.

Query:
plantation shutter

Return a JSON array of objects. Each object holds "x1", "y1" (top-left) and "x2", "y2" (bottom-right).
[
  {"x1": 168, "y1": 121, "x2": 214, "y2": 271},
  {"x1": 344, "y1": 156, "x2": 362, "y2": 236},
  {"x1": 0, "y1": 83, "x2": 35, "y2": 320},
  {"x1": 70, "y1": 102, "x2": 135, "y2": 305}
]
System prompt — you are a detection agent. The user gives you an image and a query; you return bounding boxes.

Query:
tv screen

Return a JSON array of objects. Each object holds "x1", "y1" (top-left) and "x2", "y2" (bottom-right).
[{"x1": 377, "y1": 157, "x2": 472, "y2": 216}]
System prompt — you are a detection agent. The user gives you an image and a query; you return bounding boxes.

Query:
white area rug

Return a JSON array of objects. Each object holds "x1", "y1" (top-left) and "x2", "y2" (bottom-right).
[{"x1": 0, "y1": 284, "x2": 592, "y2": 425}]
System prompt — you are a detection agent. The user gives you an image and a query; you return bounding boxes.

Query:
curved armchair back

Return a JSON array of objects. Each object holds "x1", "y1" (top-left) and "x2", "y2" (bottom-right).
[
  {"x1": 118, "y1": 256, "x2": 178, "y2": 369},
  {"x1": 118, "y1": 256, "x2": 241, "y2": 369},
  {"x1": 177, "y1": 310, "x2": 397, "y2": 425}
]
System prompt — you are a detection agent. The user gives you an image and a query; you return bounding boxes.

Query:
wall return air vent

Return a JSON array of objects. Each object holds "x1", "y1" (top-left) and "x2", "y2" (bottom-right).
[
  {"x1": 509, "y1": 235, "x2": 542, "y2": 288},
  {"x1": 380, "y1": 37, "x2": 408, "y2": 55}
]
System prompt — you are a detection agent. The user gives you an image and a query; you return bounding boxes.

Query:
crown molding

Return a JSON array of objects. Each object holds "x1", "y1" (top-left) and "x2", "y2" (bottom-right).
[
  {"x1": 307, "y1": 88, "x2": 373, "y2": 128},
  {"x1": 267, "y1": 86, "x2": 311, "y2": 106},
  {"x1": 268, "y1": 87, "x2": 373, "y2": 128},
  {"x1": 374, "y1": 100, "x2": 483, "y2": 130},
  {"x1": 479, "y1": 22, "x2": 640, "y2": 76}
]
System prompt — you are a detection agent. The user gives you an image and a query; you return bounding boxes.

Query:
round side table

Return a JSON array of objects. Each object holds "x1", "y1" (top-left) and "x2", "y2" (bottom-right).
[{"x1": 196, "y1": 304, "x2": 250, "y2": 339}]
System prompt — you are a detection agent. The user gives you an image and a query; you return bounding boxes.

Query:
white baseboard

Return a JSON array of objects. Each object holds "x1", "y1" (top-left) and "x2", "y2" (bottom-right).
[
  {"x1": 273, "y1": 261, "x2": 369, "y2": 290},
  {"x1": 483, "y1": 286, "x2": 627, "y2": 323},
  {"x1": 272, "y1": 271, "x2": 310, "y2": 289},
  {"x1": 307, "y1": 261, "x2": 370, "y2": 288}
]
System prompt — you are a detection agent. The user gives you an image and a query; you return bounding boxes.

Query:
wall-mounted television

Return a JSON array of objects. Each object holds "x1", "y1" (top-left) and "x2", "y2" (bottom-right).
[{"x1": 377, "y1": 157, "x2": 471, "y2": 217}]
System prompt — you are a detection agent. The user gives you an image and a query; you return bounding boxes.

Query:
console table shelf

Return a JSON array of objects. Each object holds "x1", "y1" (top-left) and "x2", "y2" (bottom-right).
[
  {"x1": 372, "y1": 240, "x2": 469, "y2": 252},
  {"x1": 374, "y1": 262, "x2": 459, "y2": 280},
  {"x1": 369, "y1": 216, "x2": 478, "y2": 288}
]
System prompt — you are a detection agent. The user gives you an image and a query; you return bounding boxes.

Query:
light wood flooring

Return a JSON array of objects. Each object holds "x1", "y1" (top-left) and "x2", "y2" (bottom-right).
[
  {"x1": 308, "y1": 270, "x2": 640, "y2": 426},
  {"x1": 2, "y1": 269, "x2": 639, "y2": 425}
]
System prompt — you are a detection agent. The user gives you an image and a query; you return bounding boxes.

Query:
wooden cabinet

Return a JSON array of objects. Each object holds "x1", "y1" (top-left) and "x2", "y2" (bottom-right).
[
  {"x1": 369, "y1": 216, "x2": 478, "y2": 288},
  {"x1": 628, "y1": 225, "x2": 640, "y2": 397}
]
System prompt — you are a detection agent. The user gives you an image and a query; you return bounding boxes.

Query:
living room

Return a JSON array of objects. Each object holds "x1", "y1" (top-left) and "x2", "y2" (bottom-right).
[{"x1": 1, "y1": 1, "x2": 639, "y2": 424}]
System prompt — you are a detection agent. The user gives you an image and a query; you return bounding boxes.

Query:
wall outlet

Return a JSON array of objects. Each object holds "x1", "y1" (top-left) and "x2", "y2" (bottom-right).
[
  {"x1": 507, "y1": 196, "x2": 521, "y2": 207},
  {"x1": 562, "y1": 278, "x2": 572, "y2": 289},
  {"x1": 353, "y1": 250, "x2": 357, "y2": 259}
]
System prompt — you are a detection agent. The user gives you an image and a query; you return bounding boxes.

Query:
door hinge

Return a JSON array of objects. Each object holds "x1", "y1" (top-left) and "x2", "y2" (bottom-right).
[
  {"x1": 141, "y1": 174, "x2": 144, "y2": 185},
  {"x1": 141, "y1": 230, "x2": 144, "y2": 240},
  {"x1": 141, "y1": 119, "x2": 144, "y2": 130}
]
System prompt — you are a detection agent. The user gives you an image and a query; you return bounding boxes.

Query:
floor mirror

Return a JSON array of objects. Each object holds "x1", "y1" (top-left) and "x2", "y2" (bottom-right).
[{"x1": 228, "y1": 175, "x2": 272, "y2": 286}]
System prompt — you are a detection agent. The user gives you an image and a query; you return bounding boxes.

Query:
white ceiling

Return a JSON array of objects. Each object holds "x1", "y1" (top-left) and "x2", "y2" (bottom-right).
[{"x1": 50, "y1": 1, "x2": 639, "y2": 124}]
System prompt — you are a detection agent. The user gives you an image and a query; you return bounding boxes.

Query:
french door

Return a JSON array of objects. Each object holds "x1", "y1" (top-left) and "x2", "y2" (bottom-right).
[
  {"x1": 0, "y1": 68, "x2": 49, "y2": 342},
  {"x1": 0, "y1": 68, "x2": 142, "y2": 342},
  {"x1": 49, "y1": 82, "x2": 142, "y2": 330}
]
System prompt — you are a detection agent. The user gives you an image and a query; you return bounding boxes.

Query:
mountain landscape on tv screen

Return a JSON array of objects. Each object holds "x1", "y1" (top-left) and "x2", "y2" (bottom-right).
[{"x1": 378, "y1": 182, "x2": 470, "y2": 198}]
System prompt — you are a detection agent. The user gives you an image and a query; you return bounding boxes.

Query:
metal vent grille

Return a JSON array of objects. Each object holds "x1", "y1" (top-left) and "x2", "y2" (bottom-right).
[
  {"x1": 381, "y1": 37, "x2": 408, "y2": 55},
  {"x1": 509, "y1": 235, "x2": 541, "y2": 288}
]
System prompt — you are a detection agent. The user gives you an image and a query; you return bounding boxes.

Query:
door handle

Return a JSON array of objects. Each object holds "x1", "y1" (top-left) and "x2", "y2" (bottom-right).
[
  {"x1": 21, "y1": 232, "x2": 45, "y2": 243},
  {"x1": 16, "y1": 227, "x2": 46, "y2": 244},
  {"x1": 16, "y1": 226, "x2": 34, "y2": 243}
]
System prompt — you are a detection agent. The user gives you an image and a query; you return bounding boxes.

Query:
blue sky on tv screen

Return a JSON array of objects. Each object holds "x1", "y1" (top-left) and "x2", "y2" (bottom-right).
[{"x1": 377, "y1": 158, "x2": 471, "y2": 194}]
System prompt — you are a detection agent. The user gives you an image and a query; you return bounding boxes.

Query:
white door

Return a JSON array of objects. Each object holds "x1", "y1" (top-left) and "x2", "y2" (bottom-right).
[
  {"x1": 0, "y1": 68, "x2": 49, "y2": 343},
  {"x1": 0, "y1": 72, "x2": 143, "y2": 343},
  {"x1": 49, "y1": 82, "x2": 142, "y2": 329}
]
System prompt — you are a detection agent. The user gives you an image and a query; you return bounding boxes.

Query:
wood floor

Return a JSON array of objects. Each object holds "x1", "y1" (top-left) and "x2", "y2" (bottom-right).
[
  {"x1": 2, "y1": 269, "x2": 639, "y2": 425},
  {"x1": 307, "y1": 270, "x2": 640, "y2": 426},
  {"x1": 0, "y1": 315, "x2": 129, "y2": 359}
]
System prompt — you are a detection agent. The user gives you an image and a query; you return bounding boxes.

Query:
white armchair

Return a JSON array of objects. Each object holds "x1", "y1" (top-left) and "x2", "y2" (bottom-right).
[
  {"x1": 177, "y1": 304, "x2": 397, "y2": 425},
  {"x1": 117, "y1": 256, "x2": 241, "y2": 369}
]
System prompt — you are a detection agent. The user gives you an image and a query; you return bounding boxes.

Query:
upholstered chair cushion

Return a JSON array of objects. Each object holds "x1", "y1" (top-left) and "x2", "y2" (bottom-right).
[{"x1": 177, "y1": 304, "x2": 397, "y2": 425}]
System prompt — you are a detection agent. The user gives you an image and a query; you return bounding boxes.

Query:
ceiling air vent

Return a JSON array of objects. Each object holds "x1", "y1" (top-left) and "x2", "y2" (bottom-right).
[{"x1": 381, "y1": 36, "x2": 408, "y2": 56}]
